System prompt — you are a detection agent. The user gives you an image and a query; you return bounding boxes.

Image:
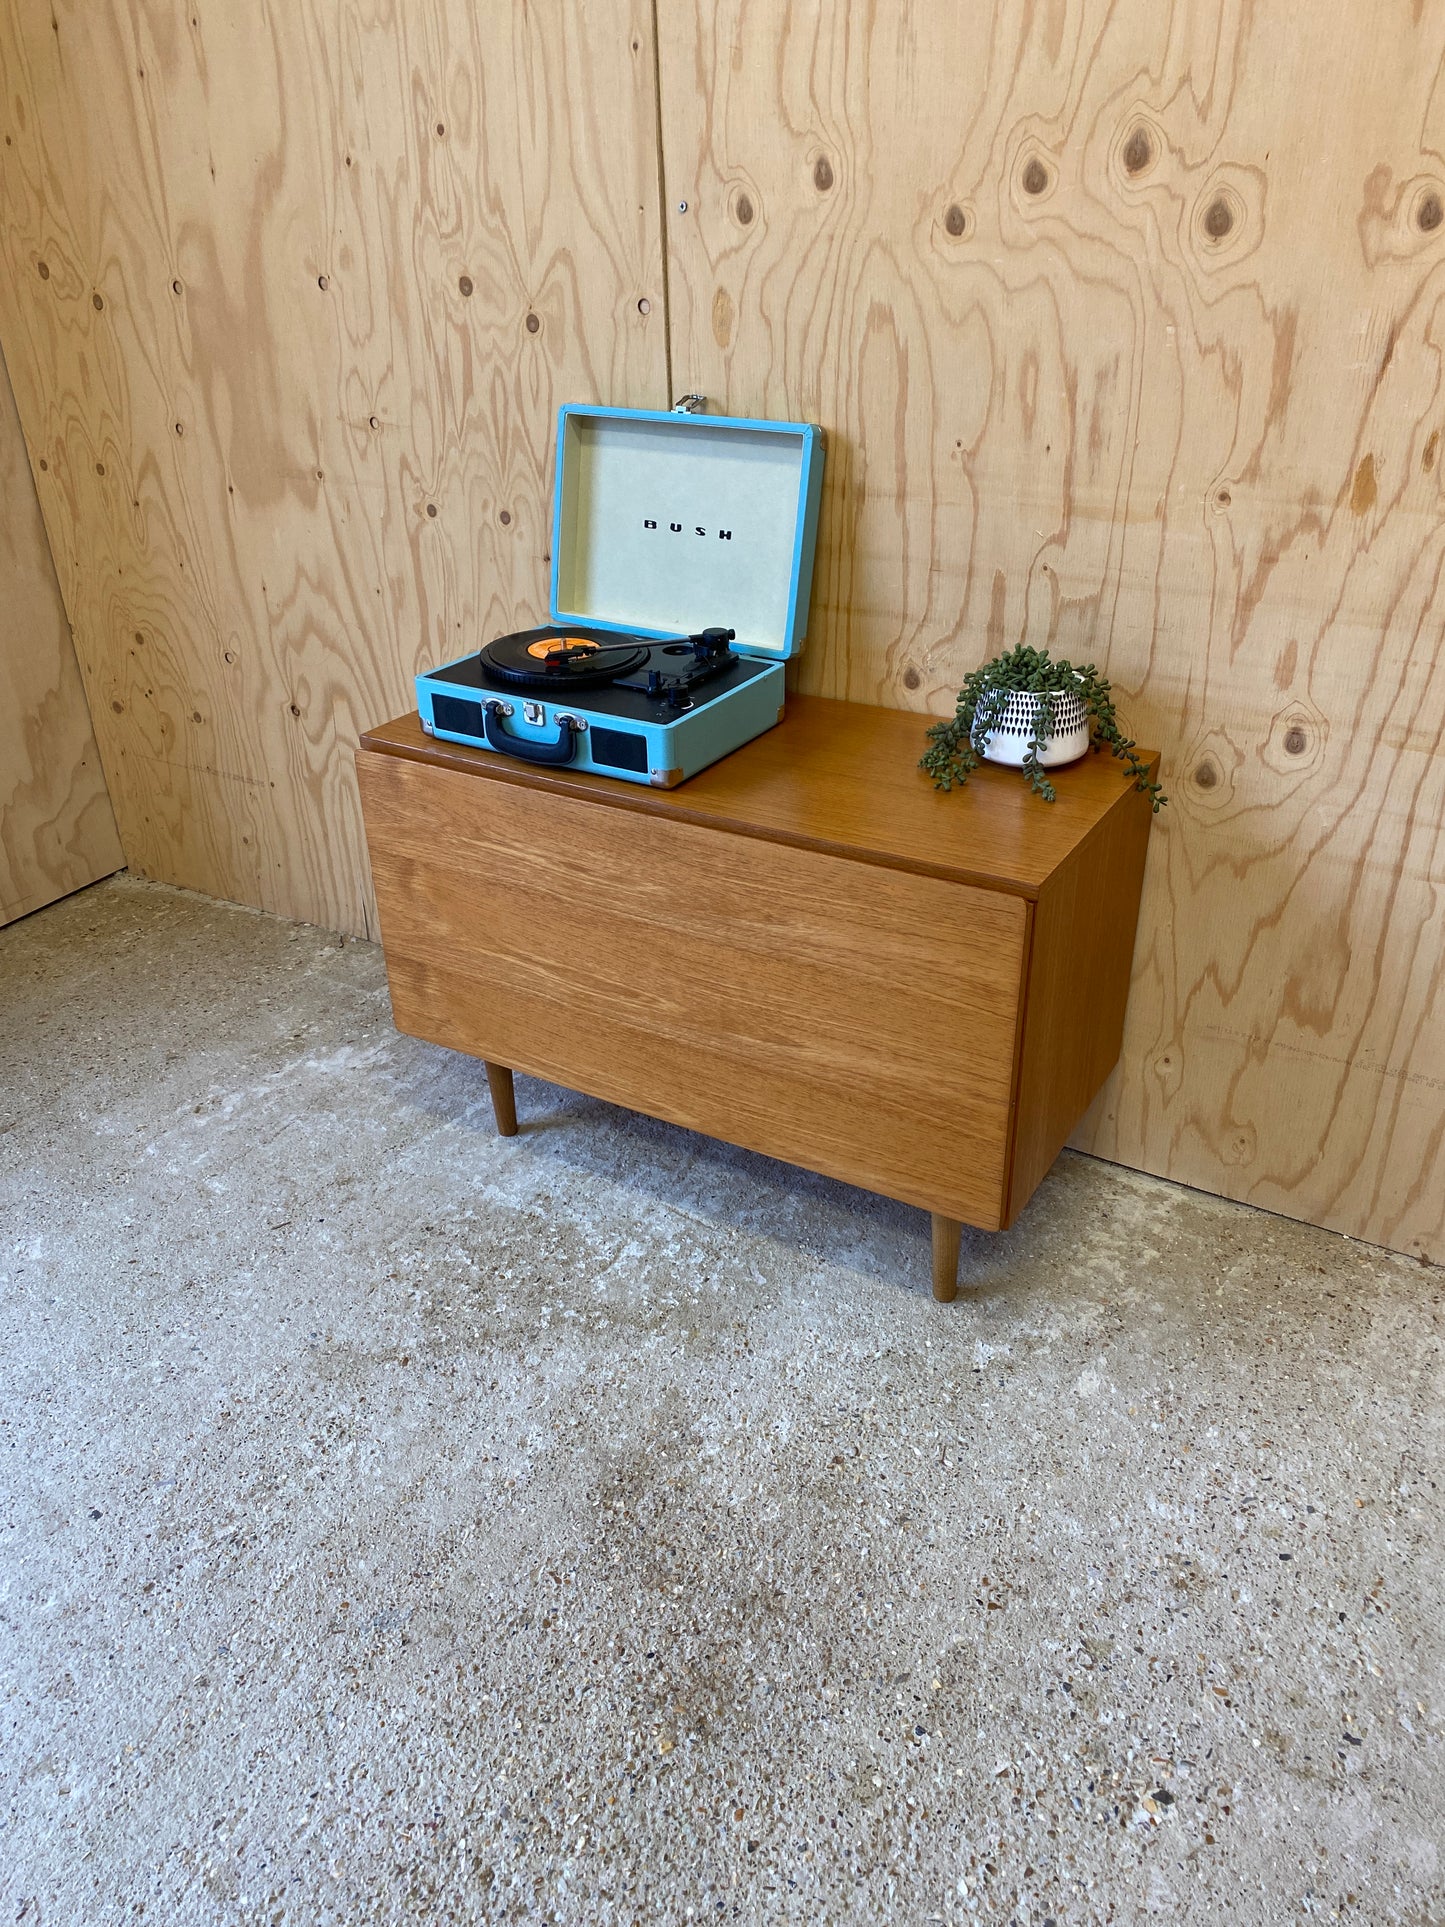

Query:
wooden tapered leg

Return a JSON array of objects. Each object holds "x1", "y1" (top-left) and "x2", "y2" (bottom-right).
[
  {"x1": 931, "y1": 1213, "x2": 962, "y2": 1303},
  {"x1": 484, "y1": 1062, "x2": 518, "y2": 1137}
]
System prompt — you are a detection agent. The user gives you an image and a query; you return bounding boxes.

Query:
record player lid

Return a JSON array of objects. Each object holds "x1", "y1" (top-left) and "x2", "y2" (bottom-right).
[{"x1": 551, "y1": 404, "x2": 825, "y2": 663}]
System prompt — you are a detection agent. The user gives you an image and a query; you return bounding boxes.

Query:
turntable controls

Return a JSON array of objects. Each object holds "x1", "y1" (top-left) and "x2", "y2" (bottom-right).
[{"x1": 690, "y1": 626, "x2": 737, "y2": 662}]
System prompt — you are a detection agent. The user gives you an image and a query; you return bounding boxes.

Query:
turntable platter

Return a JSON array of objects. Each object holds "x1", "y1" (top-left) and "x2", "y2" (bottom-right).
[{"x1": 480, "y1": 625, "x2": 651, "y2": 690}]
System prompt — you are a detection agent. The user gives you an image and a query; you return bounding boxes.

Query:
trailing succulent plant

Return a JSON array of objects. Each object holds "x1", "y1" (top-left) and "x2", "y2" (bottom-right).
[{"x1": 920, "y1": 643, "x2": 1166, "y2": 809}]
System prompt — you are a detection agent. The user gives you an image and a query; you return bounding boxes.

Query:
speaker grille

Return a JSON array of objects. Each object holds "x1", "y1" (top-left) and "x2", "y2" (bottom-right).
[
  {"x1": 431, "y1": 693, "x2": 485, "y2": 739},
  {"x1": 589, "y1": 727, "x2": 648, "y2": 773}
]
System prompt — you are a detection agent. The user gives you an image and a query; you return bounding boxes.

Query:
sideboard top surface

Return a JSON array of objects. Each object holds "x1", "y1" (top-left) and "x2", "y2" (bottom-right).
[{"x1": 360, "y1": 696, "x2": 1158, "y2": 900}]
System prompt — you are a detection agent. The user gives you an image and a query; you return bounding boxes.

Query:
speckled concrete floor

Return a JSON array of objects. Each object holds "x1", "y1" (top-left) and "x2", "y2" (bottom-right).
[{"x1": 1, "y1": 876, "x2": 1442, "y2": 1926}]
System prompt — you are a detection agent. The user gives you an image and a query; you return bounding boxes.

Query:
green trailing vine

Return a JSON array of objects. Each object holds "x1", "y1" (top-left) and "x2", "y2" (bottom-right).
[{"x1": 920, "y1": 644, "x2": 1166, "y2": 809}]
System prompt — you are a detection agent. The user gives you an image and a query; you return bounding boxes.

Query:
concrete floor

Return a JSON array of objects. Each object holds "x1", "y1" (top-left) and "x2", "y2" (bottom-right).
[{"x1": 1, "y1": 877, "x2": 1442, "y2": 1926}]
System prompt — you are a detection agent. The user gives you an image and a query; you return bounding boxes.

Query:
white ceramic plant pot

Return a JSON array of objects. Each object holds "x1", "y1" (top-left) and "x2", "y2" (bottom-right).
[{"x1": 976, "y1": 687, "x2": 1090, "y2": 769}]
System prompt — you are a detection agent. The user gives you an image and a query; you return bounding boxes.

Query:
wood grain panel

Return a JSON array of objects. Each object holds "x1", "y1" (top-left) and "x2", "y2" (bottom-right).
[
  {"x1": 358, "y1": 747, "x2": 1028, "y2": 1226},
  {"x1": 658, "y1": 1, "x2": 1445, "y2": 1263},
  {"x1": 362, "y1": 697, "x2": 1156, "y2": 900},
  {"x1": 0, "y1": 0, "x2": 667, "y2": 935},
  {"x1": 0, "y1": 339, "x2": 120, "y2": 925}
]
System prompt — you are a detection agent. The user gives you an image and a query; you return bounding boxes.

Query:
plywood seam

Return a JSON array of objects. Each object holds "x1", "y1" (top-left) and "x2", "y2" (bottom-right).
[
  {"x1": 0, "y1": 329, "x2": 123, "y2": 924},
  {"x1": 0, "y1": 339, "x2": 128, "y2": 850},
  {"x1": 648, "y1": 0, "x2": 675, "y2": 403}
]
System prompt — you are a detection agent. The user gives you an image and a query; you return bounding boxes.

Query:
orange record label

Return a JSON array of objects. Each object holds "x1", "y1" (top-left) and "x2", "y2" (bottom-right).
[{"x1": 527, "y1": 635, "x2": 598, "y2": 660}]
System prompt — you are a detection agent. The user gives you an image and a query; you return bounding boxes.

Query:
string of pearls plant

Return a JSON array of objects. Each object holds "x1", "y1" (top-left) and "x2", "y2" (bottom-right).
[{"x1": 920, "y1": 644, "x2": 1166, "y2": 809}]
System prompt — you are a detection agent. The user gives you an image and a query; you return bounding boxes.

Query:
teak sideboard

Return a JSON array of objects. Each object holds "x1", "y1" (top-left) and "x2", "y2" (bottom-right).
[{"x1": 357, "y1": 697, "x2": 1157, "y2": 1300}]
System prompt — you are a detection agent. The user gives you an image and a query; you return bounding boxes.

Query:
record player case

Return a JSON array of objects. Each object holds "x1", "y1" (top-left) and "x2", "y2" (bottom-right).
[
  {"x1": 357, "y1": 696, "x2": 1157, "y2": 1300},
  {"x1": 415, "y1": 405, "x2": 825, "y2": 787}
]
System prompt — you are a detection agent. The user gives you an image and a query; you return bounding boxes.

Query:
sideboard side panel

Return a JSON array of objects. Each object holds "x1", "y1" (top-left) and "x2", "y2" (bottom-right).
[{"x1": 1005, "y1": 783, "x2": 1156, "y2": 1226}]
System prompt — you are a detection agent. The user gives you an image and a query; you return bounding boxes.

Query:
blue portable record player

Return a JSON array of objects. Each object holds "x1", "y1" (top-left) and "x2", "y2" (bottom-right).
[{"x1": 416, "y1": 401, "x2": 825, "y2": 787}]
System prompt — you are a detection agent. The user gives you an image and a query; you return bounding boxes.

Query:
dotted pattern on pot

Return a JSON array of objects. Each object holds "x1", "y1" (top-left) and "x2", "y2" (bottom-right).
[{"x1": 982, "y1": 689, "x2": 1089, "y2": 739}]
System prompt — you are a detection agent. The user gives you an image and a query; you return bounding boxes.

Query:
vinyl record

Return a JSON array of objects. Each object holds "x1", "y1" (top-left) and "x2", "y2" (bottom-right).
[{"x1": 480, "y1": 625, "x2": 651, "y2": 689}]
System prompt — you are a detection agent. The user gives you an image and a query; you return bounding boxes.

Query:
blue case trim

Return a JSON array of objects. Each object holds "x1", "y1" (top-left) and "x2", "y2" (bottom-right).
[{"x1": 416, "y1": 658, "x2": 787, "y2": 789}]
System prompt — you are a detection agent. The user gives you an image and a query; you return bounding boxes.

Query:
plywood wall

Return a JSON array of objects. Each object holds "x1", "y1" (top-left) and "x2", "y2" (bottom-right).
[
  {"x1": 0, "y1": 0, "x2": 667, "y2": 936},
  {"x1": 658, "y1": 0, "x2": 1445, "y2": 1266},
  {"x1": 0, "y1": 338, "x2": 120, "y2": 925},
  {"x1": 1, "y1": 0, "x2": 1442, "y2": 1262}
]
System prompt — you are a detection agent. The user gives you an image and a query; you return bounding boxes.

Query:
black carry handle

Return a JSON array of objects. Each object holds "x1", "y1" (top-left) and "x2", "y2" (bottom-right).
[{"x1": 483, "y1": 701, "x2": 578, "y2": 767}]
